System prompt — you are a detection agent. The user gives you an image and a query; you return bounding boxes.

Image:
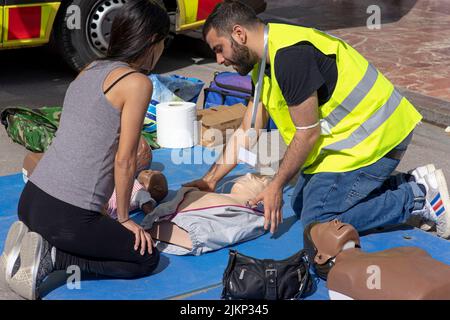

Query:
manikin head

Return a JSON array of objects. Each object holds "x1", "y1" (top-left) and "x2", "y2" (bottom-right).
[
  {"x1": 203, "y1": 0, "x2": 264, "y2": 76},
  {"x1": 303, "y1": 220, "x2": 361, "y2": 280},
  {"x1": 230, "y1": 173, "x2": 272, "y2": 199},
  {"x1": 136, "y1": 136, "x2": 152, "y2": 173},
  {"x1": 137, "y1": 170, "x2": 168, "y2": 202}
]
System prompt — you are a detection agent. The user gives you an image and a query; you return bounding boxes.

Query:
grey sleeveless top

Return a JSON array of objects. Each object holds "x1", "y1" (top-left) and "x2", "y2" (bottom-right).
[{"x1": 30, "y1": 60, "x2": 130, "y2": 212}]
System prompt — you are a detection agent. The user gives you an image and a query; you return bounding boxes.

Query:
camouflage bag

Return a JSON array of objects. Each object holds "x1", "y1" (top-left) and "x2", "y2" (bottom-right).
[
  {"x1": 1, "y1": 106, "x2": 160, "y2": 152},
  {"x1": 0, "y1": 106, "x2": 62, "y2": 153}
]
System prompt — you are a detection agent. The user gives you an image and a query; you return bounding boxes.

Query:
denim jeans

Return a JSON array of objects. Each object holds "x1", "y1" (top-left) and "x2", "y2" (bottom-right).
[{"x1": 291, "y1": 132, "x2": 426, "y2": 232}]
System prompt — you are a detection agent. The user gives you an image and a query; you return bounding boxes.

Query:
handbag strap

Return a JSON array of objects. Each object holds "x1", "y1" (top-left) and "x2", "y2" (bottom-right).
[
  {"x1": 265, "y1": 261, "x2": 278, "y2": 300},
  {"x1": 221, "y1": 250, "x2": 238, "y2": 300},
  {"x1": 293, "y1": 252, "x2": 311, "y2": 300}
]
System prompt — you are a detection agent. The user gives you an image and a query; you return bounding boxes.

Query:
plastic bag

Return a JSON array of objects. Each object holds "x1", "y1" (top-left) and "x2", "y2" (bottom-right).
[{"x1": 144, "y1": 74, "x2": 204, "y2": 133}]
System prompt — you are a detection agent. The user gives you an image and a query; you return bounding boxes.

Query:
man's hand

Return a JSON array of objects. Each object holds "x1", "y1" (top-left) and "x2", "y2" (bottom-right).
[
  {"x1": 182, "y1": 178, "x2": 217, "y2": 192},
  {"x1": 248, "y1": 182, "x2": 284, "y2": 234}
]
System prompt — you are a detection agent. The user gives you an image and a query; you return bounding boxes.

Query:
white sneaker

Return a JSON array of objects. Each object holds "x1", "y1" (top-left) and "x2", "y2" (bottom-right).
[
  {"x1": 409, "y1": 164, "x2": 437, "y2": 231},
  {"x1": 8, "y1": 232, "x2": 54, "y2": 300},
  {"x1": 0, "y1": 221, "x2": 29, "y2": 285},
  {"x1": 415, "y1": 169, "x2": 450, "y2": 239},
  {"x1": 409, "y1": 164, "x2": 436, "y2": 183}
]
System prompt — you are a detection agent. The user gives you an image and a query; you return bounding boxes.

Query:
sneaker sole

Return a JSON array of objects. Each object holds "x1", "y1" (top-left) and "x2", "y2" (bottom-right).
[
  {"x1": 8, "y1": 232, "x2": 42, "y2": 300},
  {"x1": 329, "y1": 290, "x2": 354, "y2": 300},
  {"x1": 0, "y1": 221, "x2": 29, "y2": 285},
  {"x1": 408, "y1": 164, "x2": 436, "y2": 178},
  {"x1": 435, "y1": 170, "x2": 450, "y2": 239},
  {"x1": 420, "y1": 165, "x2": 436, "y2": 230}
]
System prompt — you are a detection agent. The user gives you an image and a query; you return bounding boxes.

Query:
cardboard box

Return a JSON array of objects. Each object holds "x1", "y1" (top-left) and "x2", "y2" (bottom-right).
[
  {"x1": 22, "y1": 152, "x2": 43, "y2": 179},
  {"x1": 197, "y1": 103, "x2": 247, "y2": 147}
]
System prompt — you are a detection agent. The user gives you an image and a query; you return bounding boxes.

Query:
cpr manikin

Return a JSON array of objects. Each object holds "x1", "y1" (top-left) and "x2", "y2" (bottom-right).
[
  {"x1": 304, "y1": 220, "x2": 450, "y2": 300},
  {"x1": 141, "y1": 173, "x2": 271, "y2": 255}
]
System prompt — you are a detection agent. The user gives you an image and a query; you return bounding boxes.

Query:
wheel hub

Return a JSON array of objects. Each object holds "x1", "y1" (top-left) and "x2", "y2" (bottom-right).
[{"x1": 87, "y1": 0, "x2": 126, "y2": 55}]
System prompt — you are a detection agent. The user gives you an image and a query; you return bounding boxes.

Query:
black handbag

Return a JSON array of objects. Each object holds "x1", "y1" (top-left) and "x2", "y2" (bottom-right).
[{"x1": 221, "y1": 249, "x2": 312, "y2": 300}]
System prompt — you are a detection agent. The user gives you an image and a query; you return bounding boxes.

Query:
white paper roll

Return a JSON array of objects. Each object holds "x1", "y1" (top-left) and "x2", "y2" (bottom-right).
[{"x1": 156, "y1": 101, "x2": 198, "y2": 148}]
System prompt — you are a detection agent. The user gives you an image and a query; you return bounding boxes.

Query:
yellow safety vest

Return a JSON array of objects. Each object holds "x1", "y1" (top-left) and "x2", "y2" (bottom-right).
[{"x1": 252, "y1": 23, "x2": 422, "y2": 174}]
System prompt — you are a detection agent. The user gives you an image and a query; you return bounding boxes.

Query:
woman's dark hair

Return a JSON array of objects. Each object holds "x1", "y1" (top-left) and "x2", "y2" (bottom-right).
[{"x1": 102, "y1": 0, "x2": 170, "y2": 66}]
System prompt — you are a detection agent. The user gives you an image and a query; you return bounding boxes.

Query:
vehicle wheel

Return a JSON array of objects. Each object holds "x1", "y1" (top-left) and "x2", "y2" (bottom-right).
[{"x1": 53, "y1": 0, "x2": 126, "y2": 71}]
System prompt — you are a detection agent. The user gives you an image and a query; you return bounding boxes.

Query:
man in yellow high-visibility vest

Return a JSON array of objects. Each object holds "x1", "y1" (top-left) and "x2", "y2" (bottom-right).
[{"x1": 185, "y1": 0, "x2": 450, "y2": 238}]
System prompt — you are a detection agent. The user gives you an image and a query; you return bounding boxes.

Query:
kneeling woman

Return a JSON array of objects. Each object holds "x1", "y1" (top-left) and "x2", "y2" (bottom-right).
[{"x1": 2, "y1": 0, "x2": 169, "y2": 300}]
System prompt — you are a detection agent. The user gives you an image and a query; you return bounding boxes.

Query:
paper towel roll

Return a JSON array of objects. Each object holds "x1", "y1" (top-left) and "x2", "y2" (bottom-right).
[{"x1": 156, "y1": 101, "x2": 198, "y2": 148}]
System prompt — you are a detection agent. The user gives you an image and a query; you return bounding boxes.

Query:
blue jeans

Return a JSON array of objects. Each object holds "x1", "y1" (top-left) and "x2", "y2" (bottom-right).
[{"x1": 291, "y1": 133, "x2": 426, "y2": 232}]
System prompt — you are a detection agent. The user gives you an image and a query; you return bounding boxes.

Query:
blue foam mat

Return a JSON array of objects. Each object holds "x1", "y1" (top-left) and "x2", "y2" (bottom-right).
[{"x1": 1, "y1": 146, "x2": 449, "y2": 300}]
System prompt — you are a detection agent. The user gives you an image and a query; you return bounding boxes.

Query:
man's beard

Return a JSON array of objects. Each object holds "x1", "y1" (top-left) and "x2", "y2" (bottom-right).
[{"x1": 229, "y1": 37, "x2": 257, "y2": 76}]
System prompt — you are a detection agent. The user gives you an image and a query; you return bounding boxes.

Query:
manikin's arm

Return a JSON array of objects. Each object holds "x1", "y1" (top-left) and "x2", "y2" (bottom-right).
[{"x1": 148, "y1": 221, "x2": 193, "y2": 250}]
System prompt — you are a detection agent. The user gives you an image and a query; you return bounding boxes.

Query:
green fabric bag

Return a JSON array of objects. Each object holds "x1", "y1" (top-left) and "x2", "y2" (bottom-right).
[
  {"x1": 1, "y1": 106, "x2": 61, "y2": 153},
  {"x1": 0, "y1": 106, "x2": 160, "y2": 153}
]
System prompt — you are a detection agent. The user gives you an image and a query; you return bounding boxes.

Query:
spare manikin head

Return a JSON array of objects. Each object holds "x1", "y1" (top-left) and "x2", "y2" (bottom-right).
[
  {"x1": 137, "y1": 170, "x2": 168, "y2": 202},
  {"x1": 136, "y1": 136, "x2": 152, "y2": 173},
  {"x1": 230, "y1": 173, "x2": 272, "y2": 199},
  {"x1": 303, "y1": 219, "x2": 361, "y2": 280}
]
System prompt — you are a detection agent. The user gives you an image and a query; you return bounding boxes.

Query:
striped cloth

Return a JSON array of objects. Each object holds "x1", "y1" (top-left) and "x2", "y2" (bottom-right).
[{"x1": 107, "y1": 179, "x2": 150, "y2": 219}]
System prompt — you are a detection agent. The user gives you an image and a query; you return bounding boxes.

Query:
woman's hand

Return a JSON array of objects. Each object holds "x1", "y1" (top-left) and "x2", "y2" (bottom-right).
[
  {"x1": 121, "y1": 219, "x2": 154, "y2": 255},
  {"x1": 182, "y1": 178, "x2": 216, "y2": 192}
]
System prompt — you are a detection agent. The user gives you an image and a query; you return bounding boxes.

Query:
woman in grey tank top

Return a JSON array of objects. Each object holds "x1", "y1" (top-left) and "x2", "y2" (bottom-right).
[{"x1": 2, "y1": 0, "x2": 170, "y2": 300}]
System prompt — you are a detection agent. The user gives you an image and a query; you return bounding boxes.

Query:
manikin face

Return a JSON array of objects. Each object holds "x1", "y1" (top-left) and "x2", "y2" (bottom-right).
[
  {"x1": 310, "y1": 220, "x2": 361, "y2": 265},
  {"x1": 205, "y1": 27, "x2": 258, "y2": 76},
  {"x1": 230, "y1": 173, "x2": 271, "y2": 199}
]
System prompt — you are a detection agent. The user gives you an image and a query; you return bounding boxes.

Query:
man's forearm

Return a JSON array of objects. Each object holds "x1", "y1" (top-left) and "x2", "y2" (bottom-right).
[{"x1": 272, "y1": 130, "x2": 320, "y2": 188}]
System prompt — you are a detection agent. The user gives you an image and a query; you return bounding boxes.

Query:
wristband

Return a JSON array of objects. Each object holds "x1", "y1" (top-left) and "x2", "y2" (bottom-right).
[{"x1": 118, "y1": 217, "x2": 131, "y2": 224}]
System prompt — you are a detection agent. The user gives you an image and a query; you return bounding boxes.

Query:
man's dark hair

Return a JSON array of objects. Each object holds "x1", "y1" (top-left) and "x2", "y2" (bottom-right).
[{"x1": 203, "y1": 0, "x2": 262, "y2": 39}]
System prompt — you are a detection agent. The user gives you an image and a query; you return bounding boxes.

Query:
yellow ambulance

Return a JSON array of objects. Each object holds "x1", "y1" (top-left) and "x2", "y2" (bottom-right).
[{"x1": 0, "y1": 0, "x2": 266, "y2": 70}]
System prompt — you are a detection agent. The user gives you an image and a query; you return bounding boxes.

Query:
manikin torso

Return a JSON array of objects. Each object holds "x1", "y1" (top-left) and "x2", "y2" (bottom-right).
[
  {"x1": 148, "y1": 173, "x2": 270, "y2": 250},
  {"x1": 176, "y1": 190, "x2": 254, "y2": 212},
  {"x1": 308, "y1": 220, "x2": 450, "y2": 300},
  {"x1": 176, "y1": 173, "x2": 269, "y2": 212}
]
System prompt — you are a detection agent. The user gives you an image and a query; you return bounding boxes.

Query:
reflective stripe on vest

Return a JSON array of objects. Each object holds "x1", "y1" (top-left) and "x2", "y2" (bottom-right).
[
  {"x1": 323, "y1": 64, "x2": 378, "y2": 128},
  {"x1": 324, "y1": 89, "x2": 403, "y2": 151}
]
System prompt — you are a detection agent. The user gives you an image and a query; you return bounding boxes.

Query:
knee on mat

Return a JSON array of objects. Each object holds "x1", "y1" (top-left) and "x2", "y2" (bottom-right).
[{"x1": 135, "y1": 247, "x2": 160, "y2": 277}]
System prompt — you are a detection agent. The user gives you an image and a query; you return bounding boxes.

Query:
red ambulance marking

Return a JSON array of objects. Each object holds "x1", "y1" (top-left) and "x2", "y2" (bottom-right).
[
  {"x1": 8, "y1": 6, "x2": 42, "y2": 40},
  {"x1": 197, "y1": 0, "x2": 222, "y2": 21}
]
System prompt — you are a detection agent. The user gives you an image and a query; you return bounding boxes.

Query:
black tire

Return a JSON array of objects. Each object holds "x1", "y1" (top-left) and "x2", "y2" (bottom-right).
[{"x1": 53, "y1": 0, "x2": 126, "y2": 71}]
